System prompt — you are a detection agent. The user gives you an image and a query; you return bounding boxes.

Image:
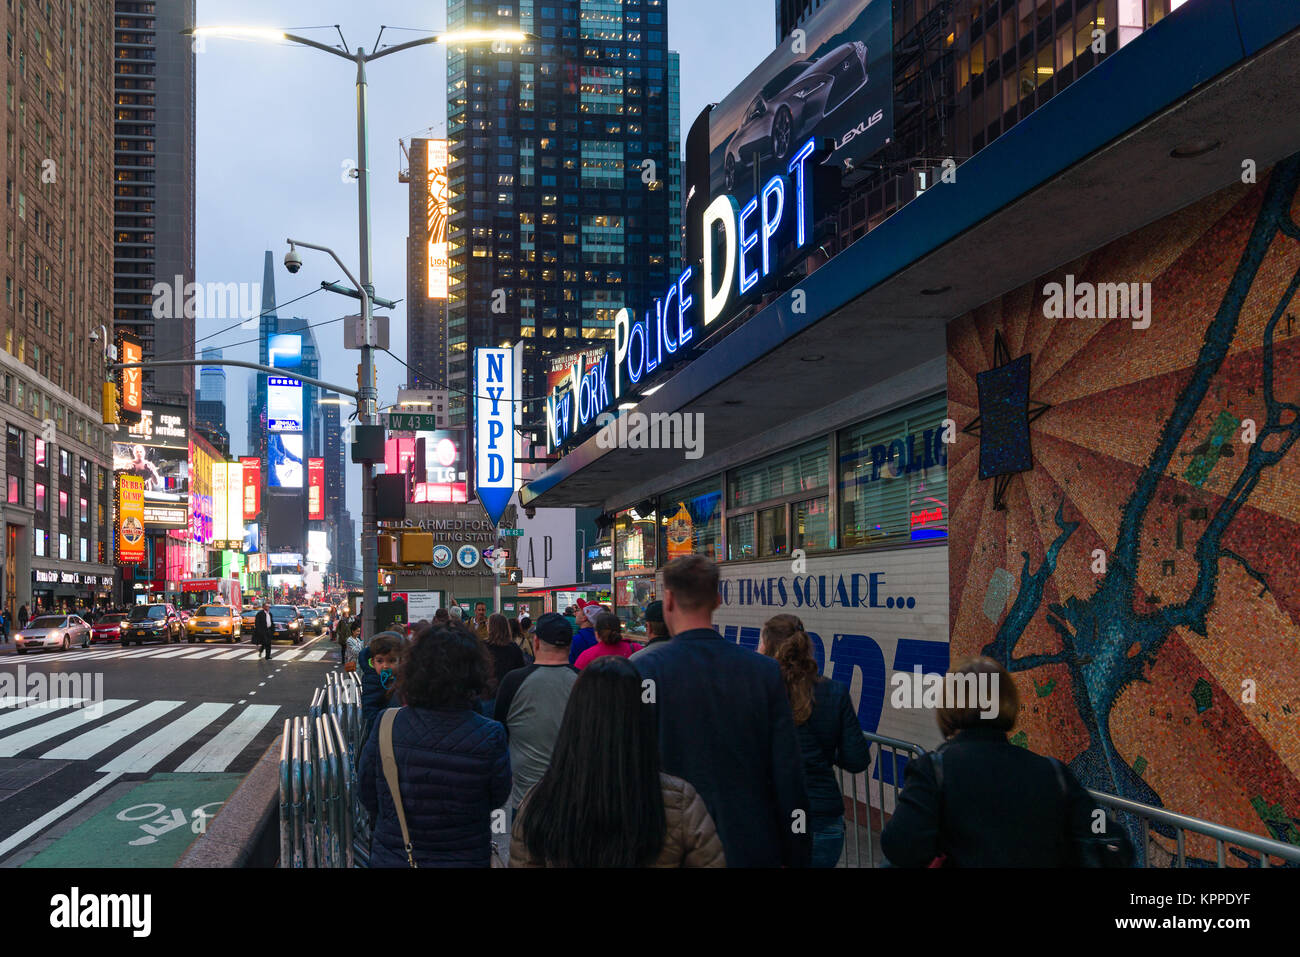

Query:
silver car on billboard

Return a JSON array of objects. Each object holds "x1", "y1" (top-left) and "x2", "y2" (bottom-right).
[{"x1": 722, "y1": 41, "x2": 869, "y2": 193}]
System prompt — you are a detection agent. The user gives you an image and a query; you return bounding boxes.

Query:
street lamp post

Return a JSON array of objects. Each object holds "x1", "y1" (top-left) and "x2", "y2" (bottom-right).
[{"x1": 187, "y1": 24, "x2": 526, "y2": 640}]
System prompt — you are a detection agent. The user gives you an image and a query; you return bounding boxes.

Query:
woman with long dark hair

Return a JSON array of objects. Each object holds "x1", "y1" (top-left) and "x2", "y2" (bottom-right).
[
  {"x1": 358, "y1": 624, "x2": 511, "y2": 867},
  {"x1": 758, "y1": 613, "x2": 870, "y2": 868},
  {"x1": 509, "y1": 656, "x2": 725, "y2": 868},
  {"x1": 480, "y1": 613, "x2": 526, "y2": 714}
]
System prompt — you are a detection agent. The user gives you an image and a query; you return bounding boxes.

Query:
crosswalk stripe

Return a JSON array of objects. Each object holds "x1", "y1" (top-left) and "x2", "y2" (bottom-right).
[
  {"x1": 210, "y1": 649, "x2": 251, "y2": 660},
  {"x1": 0, "y1": 696, "x2": 36, "y2": 707},
  {"x1": 274, "y1": 649, "x2": 303, "y2": 662},
  {"x1": 47, "y1": 649, "x2": 111, "y2": 661},
  {"x1": 97, "y1": 701, "x2": 232, "y2": 773},
  {"x1": 182, "y1": 648, "x2": 230, "y2": 659},
  {"x1": 0, "y1": 699, "x2": 135, "y2": 757},
  {"x1": 174, "y1": 704, "x2": 280, "y2": 772},
  {"x1": 0, "y1": 699, "x2": 86, "y2": 733},
  {"x1": 299, "y1": 650, "x2": 328, "y2": 662},
  {"x1": 150, "y1": 647, "x2": 205, "y2": 659},
  {"x1": 42, "y1": 700, "x2": 184, "y2": 761}
]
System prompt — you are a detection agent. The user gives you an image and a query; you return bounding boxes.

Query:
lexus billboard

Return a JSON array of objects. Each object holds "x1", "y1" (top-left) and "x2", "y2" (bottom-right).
[{"x1": 708, "y1": 0, "x2": 893, "y2": 205}]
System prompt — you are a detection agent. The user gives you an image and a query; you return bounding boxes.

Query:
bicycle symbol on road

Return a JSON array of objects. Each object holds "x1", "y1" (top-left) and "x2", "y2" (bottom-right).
[{"x1": 116, "y1": 801, "x2": 226, "y2": 846}]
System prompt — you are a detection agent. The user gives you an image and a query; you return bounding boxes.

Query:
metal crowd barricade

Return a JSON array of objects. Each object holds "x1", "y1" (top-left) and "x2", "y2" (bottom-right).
[
  {"x1": 837, "y1": 731, "x2": 928, "y2": 868},
  {"x1": 278, "y1": 670, "x2": 365, "y2": 867}
]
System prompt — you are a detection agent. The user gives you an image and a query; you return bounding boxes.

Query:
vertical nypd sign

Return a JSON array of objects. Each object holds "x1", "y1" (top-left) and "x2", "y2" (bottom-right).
[{"x1": 474, "y1": 347, "x2": 516, "y2": 526}]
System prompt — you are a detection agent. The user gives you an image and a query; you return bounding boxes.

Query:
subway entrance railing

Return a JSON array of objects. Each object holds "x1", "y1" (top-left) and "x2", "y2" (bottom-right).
[
  {"x1": 838, "y1": 732, "x2": 1300, "y2": 869},
  {"x1": 279, "y1": 670, "x2": 370, "y2": 868}
]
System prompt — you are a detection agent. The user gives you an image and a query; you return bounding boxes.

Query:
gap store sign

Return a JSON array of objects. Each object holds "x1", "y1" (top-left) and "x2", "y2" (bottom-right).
[{"x1": 546, "y1": 139, "x2": 830, "y2": 453}]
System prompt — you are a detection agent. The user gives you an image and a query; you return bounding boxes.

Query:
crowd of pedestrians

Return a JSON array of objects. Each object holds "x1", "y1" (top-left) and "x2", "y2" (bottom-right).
[{"x1": 352, "y1": 555, "x2": 1107, "y2": 868}]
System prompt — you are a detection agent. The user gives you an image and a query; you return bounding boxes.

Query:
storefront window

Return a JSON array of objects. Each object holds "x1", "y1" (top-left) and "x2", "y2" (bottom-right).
[
  {"x1": 793, "y1": 496, "x2": 830, "y2": 551},
  {"x1": 614, "y1": 505, "x2": 656, "y2": 572},
  {"x1": 726, "y1": 439, "x2": 829, "y2": 562},
  {"x1": 614, "y1": 574, "x2": 657, "y2": 632},
  {"x1": 757, "y1": 505, "x2": 786, "y2": 557},
  {"x1": 727, "y1": 512, "x2": 755, "y2": 561},
  {"x1": 729, "y1": 439, "x2": 827, "y2": 509},
  {"x1": 659, "y1": 476, "x2": 722, "y2": 563},
  {"x1": 838, "y1": 396, "x2": 949, "y2": 549}
]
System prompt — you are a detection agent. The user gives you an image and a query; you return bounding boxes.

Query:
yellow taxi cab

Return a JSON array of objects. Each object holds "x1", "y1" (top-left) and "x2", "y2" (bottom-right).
[{"x1": 186, "y1": 604, "x2": 241, "y2": 643}]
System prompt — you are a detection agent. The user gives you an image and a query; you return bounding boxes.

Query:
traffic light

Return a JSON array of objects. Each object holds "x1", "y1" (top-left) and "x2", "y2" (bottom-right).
[{"x1": 101, "y1": 382, "x2": 119, "y2": 425}]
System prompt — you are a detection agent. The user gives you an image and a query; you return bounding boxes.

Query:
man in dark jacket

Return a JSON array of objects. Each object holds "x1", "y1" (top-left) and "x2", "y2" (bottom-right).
[
  {"x1": 634, "y1": 556, "x2": 810, "y2": 868},
  {"x1": 253, "y1": 601, "x2": 273, "y2": 660}
]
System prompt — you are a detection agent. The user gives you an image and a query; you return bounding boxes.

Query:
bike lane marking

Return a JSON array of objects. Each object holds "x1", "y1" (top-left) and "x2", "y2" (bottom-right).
[{"x1": 18, "y1": 771, "x2": 242, "y2": 867}]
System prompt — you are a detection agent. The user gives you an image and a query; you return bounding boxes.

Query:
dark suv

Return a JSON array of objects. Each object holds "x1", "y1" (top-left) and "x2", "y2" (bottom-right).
[{"x1": 123, "y1": 603, "x2": 184, "y2": 646}]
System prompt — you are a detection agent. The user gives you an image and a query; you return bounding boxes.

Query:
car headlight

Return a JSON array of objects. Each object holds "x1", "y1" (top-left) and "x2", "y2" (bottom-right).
[
  {"x1": 289, "y1": 621, "x2": 299, "y2": 629},
  {"x1": 49, "y1": 630, "x2": 59, "y2": 639}
]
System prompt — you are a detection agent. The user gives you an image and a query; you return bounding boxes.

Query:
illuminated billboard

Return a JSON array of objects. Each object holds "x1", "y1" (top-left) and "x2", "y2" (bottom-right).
[
  {"x1": 268, "y1": 333, "x2": 302, "y2": 369},
  {"x1": 240, "y1": 457, "x2": 261, "y2": 517},
  {"x1": 308, "y1": 458, "x2": 325, "y2": 520},
  {"x1": 113, "y1": 404, "x2": 190, "y2": 517},
  {"x1": 120, "y1": 336, "x2": 143, "y2": 417},
  {"x1": 224, "y1": 462, "x2": 243, "y2": 545},
  {"x1": 708, "y1": 0, "x2": 893, "y2": 206},
  {"x1": 267, "y1": 376, "x2": 304, "y2": 433},
  {"x1": 427, "y1": 138, "x2": 449, "y2": 300},
  {"x1": 268, "y1": 434, "x2": 304, "y2": 488},
  {"x1": 212, "y1": 462, "x2": 228, "y2": 544},
  {"x1": 117, "y1": 474, "x2": 146, "y2": 564}
]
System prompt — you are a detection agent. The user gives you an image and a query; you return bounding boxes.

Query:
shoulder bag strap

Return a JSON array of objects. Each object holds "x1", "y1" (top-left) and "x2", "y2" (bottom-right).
[{"x1": 379, "y1": 708, "x2": 417, "y2": 868}]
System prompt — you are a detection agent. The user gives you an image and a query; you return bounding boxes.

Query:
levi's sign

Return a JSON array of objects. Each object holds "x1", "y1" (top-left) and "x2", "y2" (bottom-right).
[{"x1": 547, "y1": 138, "x2": 828, "y2": 453}]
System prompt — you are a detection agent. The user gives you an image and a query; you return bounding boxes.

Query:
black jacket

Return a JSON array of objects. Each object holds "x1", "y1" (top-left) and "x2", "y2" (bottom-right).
[
  {"x1": 634, "y1": 628, "x2": 810, "y2": 867},
  {"x1": 798, "y1": 678, "x2": 871, "y2": 820},
  {"x1": 880, "y1": 727, "x2": 1097, "y2": 867},
  {"x1": 253, "y1": 609, "x2": 273, "y2": 643}
]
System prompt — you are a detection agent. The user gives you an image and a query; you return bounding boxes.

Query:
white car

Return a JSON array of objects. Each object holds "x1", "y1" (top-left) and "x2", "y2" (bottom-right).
[{"x1": 14, "y1": 614, "x2": 92, "y2": 654}]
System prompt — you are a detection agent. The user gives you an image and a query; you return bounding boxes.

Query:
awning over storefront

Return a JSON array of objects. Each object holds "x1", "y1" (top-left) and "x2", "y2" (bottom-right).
[{"x1": 522, "y1": 0, "x2": 1300, "y2": 509}]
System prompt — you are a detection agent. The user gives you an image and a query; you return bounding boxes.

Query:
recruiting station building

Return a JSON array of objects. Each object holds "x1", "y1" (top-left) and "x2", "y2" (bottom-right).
[{"x1": 521, "y1": 0, "x2": 1300, "y2": 850}]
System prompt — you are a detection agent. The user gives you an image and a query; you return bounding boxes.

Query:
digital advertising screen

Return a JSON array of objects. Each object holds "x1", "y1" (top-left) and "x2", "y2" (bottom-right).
[
  {"x1": 267, "y1": 376, "x2": 304, "y2": 433},
  {"x1": 308, "y1": 458, "x2": 325, "y2": 520},
  {"x1": 268, "y1": 433, "x2": 304, "y2": 488},
  {"x1": 240, "y1": 456, "x2": 261, "y2": 518},
  {"x1": 268, "y1": 333, "x2": 303, "y2": 369},
  {"x1": 427, "y1": 138, "x2": 449, "y2": 300}
]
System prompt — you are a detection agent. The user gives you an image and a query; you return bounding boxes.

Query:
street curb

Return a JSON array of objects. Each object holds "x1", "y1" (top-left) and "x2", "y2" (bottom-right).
[{"x1": 176, "y1": 734, "x2": 282, "y2": 868}]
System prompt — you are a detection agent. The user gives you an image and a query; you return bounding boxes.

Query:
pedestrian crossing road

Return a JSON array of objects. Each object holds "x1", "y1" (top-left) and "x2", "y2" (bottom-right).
[{"x1": 0, "y1": 635, "x2": 337, "y2": 866}]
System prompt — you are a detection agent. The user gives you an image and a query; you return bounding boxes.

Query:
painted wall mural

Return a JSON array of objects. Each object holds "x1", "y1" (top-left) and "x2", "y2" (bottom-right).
[{"x1": 948, "y1": 155, "x2": 1300, "y2": 864}]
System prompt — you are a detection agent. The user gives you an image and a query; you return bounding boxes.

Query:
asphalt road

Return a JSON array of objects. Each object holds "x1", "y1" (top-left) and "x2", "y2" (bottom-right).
[{"x1": 0, "y1": 631, "x2": 339, "y2": 867}]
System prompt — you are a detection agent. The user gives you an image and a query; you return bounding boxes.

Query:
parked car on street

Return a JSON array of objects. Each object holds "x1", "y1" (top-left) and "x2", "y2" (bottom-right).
[
  {"x1": 122, "y1": 603, "x2": 184, "y2": 646},
  {"x1": 14, "y1": 614, "x2": 92, "y2": 654},
  {"x1": 90, "y1": 612, "x2": 128, "y2": 644}
]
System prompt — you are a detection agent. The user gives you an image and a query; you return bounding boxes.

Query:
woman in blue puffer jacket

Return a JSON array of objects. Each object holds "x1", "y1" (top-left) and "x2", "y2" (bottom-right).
[{"x1": 359, "y1": 622, "x2": 512, "y2": 867}]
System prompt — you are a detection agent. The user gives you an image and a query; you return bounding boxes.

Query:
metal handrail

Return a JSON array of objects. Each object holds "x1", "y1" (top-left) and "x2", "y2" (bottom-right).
[
  {"x1": 1089, "y1": 789, "x2": 1300, "y2": 868},
  {"x1": 278, "y1": 727, "x2": 292, "y2": 868},
  {"x1": 834, "y1": 730, "x2": 1300, "y2": 868}
]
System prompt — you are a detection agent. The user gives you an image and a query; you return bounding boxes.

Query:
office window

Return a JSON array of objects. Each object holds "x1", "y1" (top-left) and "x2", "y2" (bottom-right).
[{"x1": 838, "y1": 396, "x2": 949, "y2": 548}]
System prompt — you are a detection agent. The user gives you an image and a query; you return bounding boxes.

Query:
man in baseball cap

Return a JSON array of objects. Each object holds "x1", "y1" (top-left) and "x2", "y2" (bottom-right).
[
  {"x1": 568, "y1": 598, "x2": 607, "y2": 665},
  {"x1": 630, "y1": 600, "x2": 669, "y2": 660},
  {"x1": 493, "y1": 612, "x2": 579, "y2": 855}
]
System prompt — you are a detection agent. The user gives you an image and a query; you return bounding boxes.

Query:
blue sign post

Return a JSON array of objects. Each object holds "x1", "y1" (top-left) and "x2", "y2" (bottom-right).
[{"x1": 474, "y1": 347, "x2": 515, "y2": 526}]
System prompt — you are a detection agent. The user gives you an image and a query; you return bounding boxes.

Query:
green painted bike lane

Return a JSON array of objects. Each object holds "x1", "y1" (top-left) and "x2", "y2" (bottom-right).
[{"x1": 21, "y1": 772, "x2": 242, "y2": 868}]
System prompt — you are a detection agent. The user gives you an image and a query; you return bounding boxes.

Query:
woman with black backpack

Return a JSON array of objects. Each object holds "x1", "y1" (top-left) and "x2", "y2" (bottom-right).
[{"x1": 881, "y1": 656, "x2": 1116, "y2": 867}]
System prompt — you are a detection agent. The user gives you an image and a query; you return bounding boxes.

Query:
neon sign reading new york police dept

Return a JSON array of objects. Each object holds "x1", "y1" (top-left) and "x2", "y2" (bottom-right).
[{"x1": 547, "y1": 138, "x2": 822, "y2": 453}]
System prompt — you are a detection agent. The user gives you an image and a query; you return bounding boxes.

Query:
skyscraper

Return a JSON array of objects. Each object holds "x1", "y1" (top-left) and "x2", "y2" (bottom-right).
[
  {"x1": 1, "y1": 0, "x2": 117, "y2": 615},
  {"x1": 112, "y1": 0, "x2": 196, "y2": 412},
  {"x1": 196, "y1": 346, "x2": 229, "y2": 455},
  {"x1": 445, "y1": 0, "x2": 681, "y2": 426}
]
